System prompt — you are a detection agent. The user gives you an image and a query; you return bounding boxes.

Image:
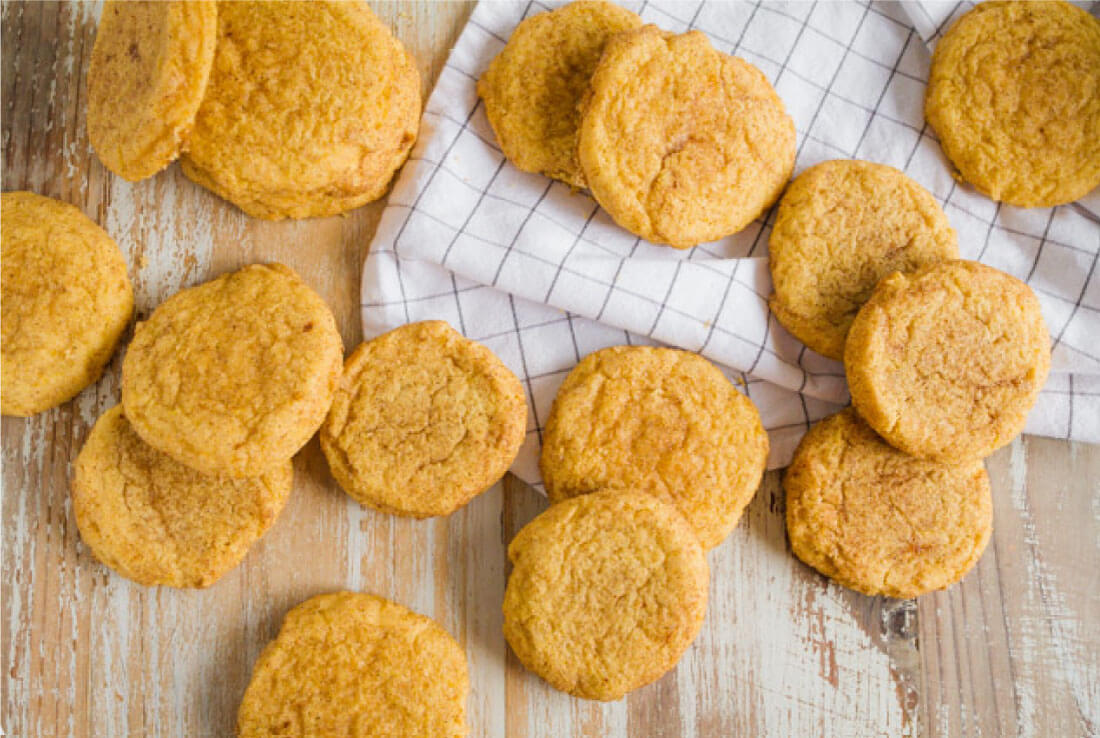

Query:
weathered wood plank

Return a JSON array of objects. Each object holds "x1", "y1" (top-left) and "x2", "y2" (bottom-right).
[{"x1": 920, "y1": 438, "x2": 1100, "y2": 737}]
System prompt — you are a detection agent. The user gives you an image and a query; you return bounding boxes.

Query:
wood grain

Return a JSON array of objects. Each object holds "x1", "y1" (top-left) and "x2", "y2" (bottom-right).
[{"x1": 1, "y1": 2, "x2": 1097, "y2": 736}]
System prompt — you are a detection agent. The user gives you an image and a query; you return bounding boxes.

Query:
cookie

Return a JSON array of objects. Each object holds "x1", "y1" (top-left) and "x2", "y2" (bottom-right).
[
  {"x1": 122, "y1": 263, "x2": 343, "y2": 477},
  {"x1": 72, "y1": 406, "x2": 292, "y2": 588},
  {"x1": 503, "y1": 488, "x2": 708, "y2": 701},
  {"x1": 478, "y1": 0, "x2": 641, "y2": 188},
  {"x1": 768, "y1": 160, "x2": 958, "y2": 360},
  {"x1": 577, "y1": 25, "x2": 795, "y2": 248},
  {"x1": 1, "y1": 192, "x2": 133, "y2": 417},
  {"x1": 321, "y1": 321, "x2": 526, "y2": 518},
  {"x1": 925, "y1": 1, "x2": 1100, "y2": 207},
  {"x1": 785, "y1": 409, "x2": 992, "y2": 598},
  {"x1": 87, "y1": 0, "x2": 217, "y2": 181},
  {"x1": 541, "y1": 346, "x2": 767, "y2": 549},
  {"x1": 845, "y1": 260, "x2": 1050, "y2": 464},
  {"x1": 238, "y1": 592, "x2": 468, "y2": 737},
  {"x1": 180, "y1": 1, "x2": 421, "y2": 219}
]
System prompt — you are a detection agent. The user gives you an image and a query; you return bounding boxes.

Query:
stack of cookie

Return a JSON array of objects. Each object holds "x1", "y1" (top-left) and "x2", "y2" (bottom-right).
[
  {"x1": 767, "y1": 158, "x2": 1051, "y2": 598},
  {"x1": 503, "y1": 345, "x2": 769, "y2": 700},
  {"x1": 71, "y1": 263, "x2": 345, "y2": 588},
  {"x1": 87, "y1": 0, "x2": 421, "y2": 220},
  {"x1": 478, "y1": 0, "x2": 796, "y2": 248}
]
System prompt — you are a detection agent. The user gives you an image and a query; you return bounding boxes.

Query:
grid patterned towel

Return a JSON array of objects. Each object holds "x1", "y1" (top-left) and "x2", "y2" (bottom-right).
[{"x1": 362, "y1": 0, "x2": 1100, "y2": 485}]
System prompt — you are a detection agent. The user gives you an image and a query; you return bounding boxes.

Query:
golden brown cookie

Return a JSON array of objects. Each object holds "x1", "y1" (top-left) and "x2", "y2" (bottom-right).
[
  {"x1": 845, "y1": 260, "x2": 1050, "y2": 464},
  {"x1": 785, "y1": 409, "x2": 992, "y2": 598},
  {"x1": 72, "y1": 406, "x2": 292, "y2": 588},
  {"x1": 503, "y1": 488, "x2": 708, "y2": 701},
  {"x1": 122, "y1": 263, "x2": 343, "y2": 477},
  {"x1": 180, "y1": 1, "x2": 421, "y2": 219},
  {"x1": 478, "y1": 0, "x2": 642, "y2": 188},
  {"x1": 577, "y1": 25, "x2": 795, "y2": 248},
  {"x1": 1, "y1": 192, "x2": 133, "y2": 417},
  {"x1": 541, "y1": 345, "x2": 767, "y2": 549},
  {"x1": 321, "y1": 321, "x2": 526, "y2": 518},
  {"x1": 768, "y1": 160, "x2": 958, "y2": 360},
  {"x1": 925, "y1": 1, "x2": 1100, "y2": 207},
  {"x1": 238, "y1": 592, "x2": 469, "y2": 737},
  {"x1": 87, "y1": 0, "x2": 217, "y2": 181}
]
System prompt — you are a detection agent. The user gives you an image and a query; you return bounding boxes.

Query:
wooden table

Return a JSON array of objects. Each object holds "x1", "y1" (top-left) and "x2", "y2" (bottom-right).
[{"x1": 3, "y1": 2, "x2": 1098, "y2": 736}]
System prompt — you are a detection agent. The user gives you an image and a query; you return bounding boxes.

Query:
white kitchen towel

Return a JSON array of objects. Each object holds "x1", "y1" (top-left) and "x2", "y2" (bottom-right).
[{"x1": 362, "y1": 0, "x2": 1100, "y2": 486}]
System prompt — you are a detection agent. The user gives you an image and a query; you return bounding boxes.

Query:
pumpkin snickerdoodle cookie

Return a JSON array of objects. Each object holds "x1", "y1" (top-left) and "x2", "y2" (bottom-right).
[
  {"x1": 785, "y1": 409, "x2": 992, "y2": 598},
  {"x1": 122, "y1": 263, "x2": 343, "y2": 478},
  {"x1": 540, "y1": 345, "x2": 768, "y2": 549},
  {"x1": 321, "y1": 321, "x2": 526, "y2": 518},
  {"x1": 503, "y1": 488, "x2": 708, "y2": 701},
  {"x1": 925, "y1": 1, "x2": 1100, "y2": 207},
  {"x1": 768, "y1": 160, "x2": 958, "y2": 360},
  {"x1": 577, "y1": 25, "x2": 795, "y2": 248},
  {"x1": 478, "y1": 0, "x2": 642, "y2": 188},
  {"x1": 845, "y1": 260, "x2": 1050, "y2": 464},
  {"x1": 180, "y1": 1, "x2": 421, "y2": 219},
  {"x1": 87, "y1": 0, "x2": 217, "y2": 181},
  {"x1": 72, "y1": 406, "x2": 292, "y2": 588},
  {"x1": 238, "y1": 592, "x2": 469, "y2": 737},
  {"x1": 1, "y1": 192, "x2": 133, "y2": 417}
]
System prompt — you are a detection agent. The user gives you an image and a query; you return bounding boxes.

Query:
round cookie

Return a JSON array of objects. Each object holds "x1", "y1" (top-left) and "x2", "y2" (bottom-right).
[
  {"x1": 577, "y1": 25, "x2": 795, "y2": 248},
  {"x1": 845, "y1": 260, "x2": 1050, "y2": 464},
  {"x1": 785, "y1": 409, "x2": 992, "y2": 598},
  {"x1": 180, "y1": 1, "x2": 421, "y2": 219},
  {"x1": 768, "y1": 160, "x2": 959, "y2": 360},
  {"x1": 540, "y1": 346, "x2": 768, "y2": 549},
  {"x1": 238, "y1": 592, "x2": 469, "y2": 737},
  {"x1": 87, "y1": 0, "x2": 217, "y2": 181},
  {"x1": 925, "y1": 1, "x2": 1100, "y2": 207},
  {"x1": 503, "y1": 488, "x2": 708, "y2": 701},
  {"x1": 478, "y1": 0, "x2": 642, "y2": 188},
  {"x1": 122, "y1": 263, "x2": 343, "y2": 477},
  {"x1": 1, "y1": 192, "x2": 133, "y2": 417},
  {"x1": 72, "y1": 406, "x2": 293, "y2": 588},
  {"x1": 320, "y1": 321, "x2": 526, "y2": 518}
]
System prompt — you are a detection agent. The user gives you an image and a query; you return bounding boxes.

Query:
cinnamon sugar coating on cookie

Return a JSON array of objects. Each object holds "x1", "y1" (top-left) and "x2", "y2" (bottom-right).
[
  {"x1": 541, "y1": 345, "x2": 767, "y2": 549},
  {"x1": 72, "y1": 406, "x2": 292, "y2": 588},
  {"x1": 785, "y1": 409, "x2": 992, "y2": 598},
  {"x1": 238, "y1": 592, "x2": 468, "y2": 737},
  {"x1": 577, "y1": 25, "x2": 795, "y2": 247},
  {"x1": 122, "y1": 263, "x2": 343, "y2": 477},
  {"x1": 321, "y1": 321, "x2": 526, "y2": 518},
  {"x1": 503, "y1": 489, "x2": 708, "y2": 700},
  {"x1": 845, "y1": 260, "x2": 1050, "y2": 463}
]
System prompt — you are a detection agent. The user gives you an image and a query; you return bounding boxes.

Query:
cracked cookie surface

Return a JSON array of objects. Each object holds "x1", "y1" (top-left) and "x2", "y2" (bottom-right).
[
  {"x1": 320, "y1": 321, "x2": 526, "y2": 518},
  {"x1": 768, "y1": 160, "x2": 958, "y2": 360},
  {"x1": 238, "y1": 592, "x2": 469, "y2": 737},
  {"x1": 122, "y1": 263, "x2": 343, "y2": 477},
  {"x1": 1, "y1": 192, "x2": 133, "y2": 417},
  {"x1": 503, "y1": 489, "x2": 708, "y2": 701},
  {"x1": 925, "y1": 0, "x2": 1100, "y2": 207},
  {"x1": 180, "y1": 1, "x2": 420, "y2": 219},
  {"x1": 72, "y1": 405, "x2": 292, "y2": 588},
  {"x1": 577, "y1": 25, "x2": 795, "y2": 248},
  {"x1": 478, "y1": 0, "x2": 641, "y2": 188},
  {"x1": 845, "y1": 260, "x2": 1050, "y2": 464},
  {"x1": 541, "y1": 345, "x2": 768, "y2": 549},
  {"x1": 88, "y1": 0, "x2": 217, "y2": 181},
  {"x1": 785, "y1": 408, "x2": 992, "y2": 598}
]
